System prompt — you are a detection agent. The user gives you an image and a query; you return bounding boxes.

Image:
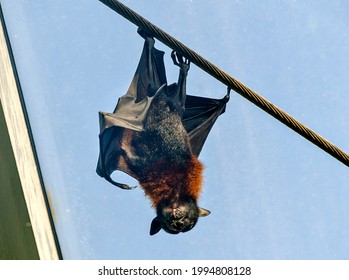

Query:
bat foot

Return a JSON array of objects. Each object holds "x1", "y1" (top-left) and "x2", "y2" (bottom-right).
[
  {"x1": 224, "y1": 87, "x2": 231, "y2": 101},
  {"x1": 171, "y1": 51, "x2": 190, "y2": 73},
  {"x1": 137, "y1": 27, "x2": 154, "y2": 46}
]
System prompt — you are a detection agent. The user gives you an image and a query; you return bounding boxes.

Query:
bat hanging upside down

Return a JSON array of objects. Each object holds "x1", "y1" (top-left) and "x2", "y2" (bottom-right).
[{"x1": 97, "y1": 28, "x2": 229, "y2": 235}]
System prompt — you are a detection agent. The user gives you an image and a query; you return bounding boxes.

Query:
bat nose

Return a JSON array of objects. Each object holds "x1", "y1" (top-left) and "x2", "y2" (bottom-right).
[{"x1": 172, "y1": 208, "x2": 183, "y2": 218}]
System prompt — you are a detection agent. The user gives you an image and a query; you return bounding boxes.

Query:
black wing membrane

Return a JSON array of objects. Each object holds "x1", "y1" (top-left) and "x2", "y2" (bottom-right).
[{"x1": 183, "y1": 94, "x2": 229, "y2": 156}]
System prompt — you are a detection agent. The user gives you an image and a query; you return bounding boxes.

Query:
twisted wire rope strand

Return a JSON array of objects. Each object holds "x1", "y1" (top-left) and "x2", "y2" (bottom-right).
[{"x1": 100, "y1": 0, "x2": 349, "y2": 167}]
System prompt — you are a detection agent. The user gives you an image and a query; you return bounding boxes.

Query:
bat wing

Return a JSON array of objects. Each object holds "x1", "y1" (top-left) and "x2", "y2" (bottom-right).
[
  {"x1": 96, "y1": 36, "x2": 167, "y2": 189},
  {"x1": 183, "y1": 93, "x2": 230, "y2": 156}
]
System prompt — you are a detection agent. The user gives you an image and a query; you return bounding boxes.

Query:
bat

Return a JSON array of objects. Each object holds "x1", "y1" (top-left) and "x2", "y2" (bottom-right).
[{"x1": 96, "y1": 29, "x2": 229, "y2": 235}]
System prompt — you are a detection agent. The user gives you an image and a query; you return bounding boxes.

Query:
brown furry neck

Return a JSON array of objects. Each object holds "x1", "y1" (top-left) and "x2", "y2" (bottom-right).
[{"x1": 139, "y1": 156, "x2": 204, "y2": 207}]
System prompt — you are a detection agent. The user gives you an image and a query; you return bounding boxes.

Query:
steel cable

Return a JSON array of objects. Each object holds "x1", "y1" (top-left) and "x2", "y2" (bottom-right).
[{"x1": 99, "y1": 0, "x2": 349, "y2": 167}]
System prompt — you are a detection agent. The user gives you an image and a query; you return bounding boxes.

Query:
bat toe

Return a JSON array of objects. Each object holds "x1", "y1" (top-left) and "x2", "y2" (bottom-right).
[{"x1": 171, "y1": 51, "x2": 190, "y2": 72}]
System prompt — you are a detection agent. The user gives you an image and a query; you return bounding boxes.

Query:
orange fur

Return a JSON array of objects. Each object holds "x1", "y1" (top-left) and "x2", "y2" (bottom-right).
[{"x1": 140, "y1": 156, "x2": 204, "y2": 207}]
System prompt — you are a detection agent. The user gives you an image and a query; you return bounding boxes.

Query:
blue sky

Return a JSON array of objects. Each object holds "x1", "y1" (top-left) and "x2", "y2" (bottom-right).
[{"x1": 2, "y1": 0, "x2": 349, "y2": 259}]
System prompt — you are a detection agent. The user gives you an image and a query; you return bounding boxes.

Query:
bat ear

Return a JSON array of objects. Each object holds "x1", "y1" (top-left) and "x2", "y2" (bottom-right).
[
  {"x1": 198, "y1": 207, "x2": 211, "y2": 217},
  {"x1": 150, "y1": 217, "x2": 162, "y2": 236}
]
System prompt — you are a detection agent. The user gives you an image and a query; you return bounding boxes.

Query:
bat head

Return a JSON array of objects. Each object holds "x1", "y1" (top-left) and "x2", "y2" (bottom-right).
[{"x1": 149, "y1": 197, "x2": 210, "y2": 235}]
